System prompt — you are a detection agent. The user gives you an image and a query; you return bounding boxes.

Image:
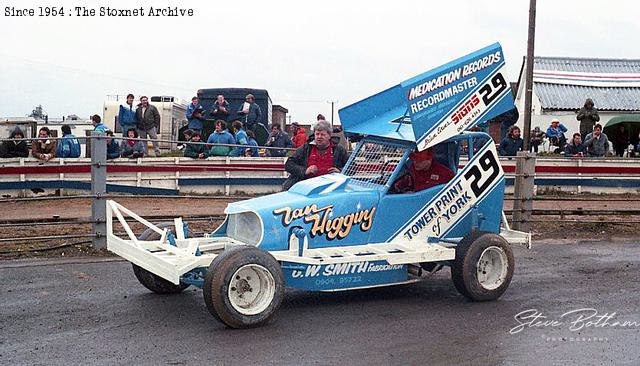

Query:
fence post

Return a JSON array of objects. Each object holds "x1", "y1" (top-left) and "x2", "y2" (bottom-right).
[
  {"x1": 91, "y1": 131, "x2": 107, "y2": 249},
  {"x1": 512, "y1": 151, "x2": 536, "y2": 231}
]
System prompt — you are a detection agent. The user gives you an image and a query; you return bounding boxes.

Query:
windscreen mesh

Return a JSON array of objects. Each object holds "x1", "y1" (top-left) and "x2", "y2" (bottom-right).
[{"x1": 342, "y1": 142, "x2": 407, "y2": 188}]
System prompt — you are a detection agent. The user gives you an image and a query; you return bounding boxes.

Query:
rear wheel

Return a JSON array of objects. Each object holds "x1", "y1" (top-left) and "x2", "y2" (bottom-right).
[
  {"x1": 131, "y1": 223, "x2": 190, "y2": 294},
  {"x1": 203, "y1": 246, "x2": 284, "y2": 328},
  {"x1": 451, "y1": 231, "x2": 514, "y2": 301}
]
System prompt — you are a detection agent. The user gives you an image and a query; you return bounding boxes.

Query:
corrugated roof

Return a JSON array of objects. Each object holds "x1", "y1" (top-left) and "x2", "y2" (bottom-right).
[
  {"x1": 535, "y1": 84, "x2": 640, "y2": 111},
  {"x1": 532, "y1": 57, "x2": 640, "y2": 111},
  {"x1": 535, "y1": 57, "x2": 640, "y2": 73}
]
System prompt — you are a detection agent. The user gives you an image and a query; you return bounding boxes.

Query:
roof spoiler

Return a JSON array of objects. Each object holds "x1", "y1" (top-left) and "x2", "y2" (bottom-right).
[{"x1": 340, "y1": 43, "x2": 515, "y2": 150}]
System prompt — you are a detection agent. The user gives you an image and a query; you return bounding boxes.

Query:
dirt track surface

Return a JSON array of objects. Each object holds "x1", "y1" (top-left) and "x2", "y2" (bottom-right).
[
  {"x1": 0, "y1": 197, "x2": 237, "y2": 220},
  {"x1": 2, "y1": 194, "x2": 640, "y2": 222},
  {"x1": 1, "y1": 239, "x2": 639, "y2": 365}
]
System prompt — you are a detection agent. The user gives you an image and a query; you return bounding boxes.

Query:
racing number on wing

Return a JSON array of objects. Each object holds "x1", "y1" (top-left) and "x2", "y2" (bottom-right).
[
  {"x1": 478, "y1": 73, "x2": 508, "y2": 106},
  {"x1": 464, "y1": 150, "x2": 500, "y2": 197}
]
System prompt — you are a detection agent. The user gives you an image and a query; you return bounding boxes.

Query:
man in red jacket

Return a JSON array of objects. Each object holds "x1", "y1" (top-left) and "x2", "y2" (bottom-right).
[{"x1": 392, "y1": 148, "x2": 454, "y2": 193}]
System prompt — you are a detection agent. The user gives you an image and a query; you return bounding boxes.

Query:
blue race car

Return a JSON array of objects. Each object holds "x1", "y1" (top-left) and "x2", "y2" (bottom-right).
[{"x1": 107, "y1": 43, "x2": 530, "y2": 328}]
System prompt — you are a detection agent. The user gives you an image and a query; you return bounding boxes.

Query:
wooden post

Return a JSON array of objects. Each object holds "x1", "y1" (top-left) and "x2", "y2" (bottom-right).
[{"x1": 512, "y1": 151, "x2": 536, "y2": 231}]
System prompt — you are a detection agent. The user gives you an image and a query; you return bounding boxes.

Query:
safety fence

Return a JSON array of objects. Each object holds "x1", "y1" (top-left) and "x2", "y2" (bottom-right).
[{"x1": 1, "y1": 154, "x2": 639, "y2": 197}]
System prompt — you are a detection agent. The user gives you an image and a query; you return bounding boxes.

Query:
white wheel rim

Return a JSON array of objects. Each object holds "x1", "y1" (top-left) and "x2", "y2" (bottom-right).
[
  {"x1": 228, "y1": 264, "x2": 276, "y2": 316},
  {"x1": 476, "y1": 246, "x2": 508, "y2": 290}
]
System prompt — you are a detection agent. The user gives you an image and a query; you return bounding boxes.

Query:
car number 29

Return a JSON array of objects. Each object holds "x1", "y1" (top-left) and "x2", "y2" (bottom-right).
[{"x1": 463, "y1": 149, "x2": 500, "y2": 197}]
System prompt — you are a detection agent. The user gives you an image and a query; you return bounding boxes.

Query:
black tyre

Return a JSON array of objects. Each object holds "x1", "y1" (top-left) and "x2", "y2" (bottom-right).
[
  {"x1": 131, "y1": 223, "x2": 190, "y2": 294},
  {"x1": 203, "y1": 246, "x2": 284, "y2": 329},
  {"x1": 451, "y1": 231, "x2": 514, "y2": 301}
]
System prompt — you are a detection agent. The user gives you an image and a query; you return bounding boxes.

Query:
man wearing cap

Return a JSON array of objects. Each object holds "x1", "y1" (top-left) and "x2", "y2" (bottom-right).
[
  {"x1": 237, "y1": 94, "x2": 262, "y2": 131},
  {"x1": 546, "y1": 119, "x2": 568, "y2": 153},
  {"x1": 392, "y1": 148, "x2": 454, "y2": 193}
]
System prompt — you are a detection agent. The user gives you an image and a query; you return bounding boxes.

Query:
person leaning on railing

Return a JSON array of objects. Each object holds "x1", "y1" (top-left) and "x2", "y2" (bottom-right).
[
  {"x1": 32, "y1": 127, "x2": 57, "y2": 161},
  {"x1": 564, "y1": 133, "x2": 586, "y2": 157},
  {"x1": 105, "y1": 130, "x2": 121, "y2": 160},
  {"x1": 283, "y1": 120, "x2": 348, "y2": 190},
  {"x1": 0, "y1": 127, "x2": 29, "y2": 158},
  {"x1": 56, "y1": 124, "x2": 81, "y2": 158},
  {"x1": 583, "y1": 123, "x2": 610, "y2": 158},
  {"x1": 183, "y1": 131, "x2": 209, "y2": 159},
  {"x1": 121, "y1": 128, "x2": 146, "y2": 159}
]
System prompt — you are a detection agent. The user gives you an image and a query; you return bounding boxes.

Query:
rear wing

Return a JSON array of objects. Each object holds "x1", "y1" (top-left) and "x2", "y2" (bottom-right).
[{"x1": 339, "y1": 43, "x2": 515, "y2": 150}]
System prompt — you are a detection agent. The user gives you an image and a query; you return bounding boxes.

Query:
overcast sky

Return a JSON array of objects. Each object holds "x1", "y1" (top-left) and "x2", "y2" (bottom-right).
[{"x1": 0, "y1": 0, "x2": 638, "y2": 124}]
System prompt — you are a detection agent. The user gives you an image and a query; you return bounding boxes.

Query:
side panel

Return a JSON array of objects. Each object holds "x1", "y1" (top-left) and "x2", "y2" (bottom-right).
[
  {"x1": 384, "y1": 141, "x2": 504, "y2": 242},
  {"x1": 282, "y1": 261, "x2": 407, "y2": 291},
  {"x1": 253, "y1": 189, "x2": 381, "y2": 251}
]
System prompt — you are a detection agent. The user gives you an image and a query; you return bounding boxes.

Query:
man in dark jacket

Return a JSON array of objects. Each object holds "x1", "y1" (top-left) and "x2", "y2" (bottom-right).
[
  {"x1": 266, "y1": 124, "x2": 294, "y2": 157},
  {"x1": 135, "y1": 96, "x2": 161, "y2": 156},
  {"x1": 564, "y1": 133, "x2": 586, "y2": 157},
  {"x1": 105, "y1": 130, "x2": 120, "y2": 159},
  {"x1": 499, "y1": 126, "x2": 524, "y2": 156},
  {"x1": 0, "y1": 127, "x2": 29, "y2": 158},
  {"x1": 184, "y1": 131, "x2": 209, "y2": 159},
  {"x1": 283, "y1": 121, "x2": 348, "y2": 190},
  {"x1": 237, "y1": 94, "x2": 262, "y2": 131},
  {"x1": 576, "y1": 98, "x2": 600, "y2": 139}
]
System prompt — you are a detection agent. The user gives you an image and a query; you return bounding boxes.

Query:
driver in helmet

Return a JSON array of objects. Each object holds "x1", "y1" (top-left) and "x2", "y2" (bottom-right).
[{"x1": 392, "y1": 148, "x2": 454, "y2": 193}]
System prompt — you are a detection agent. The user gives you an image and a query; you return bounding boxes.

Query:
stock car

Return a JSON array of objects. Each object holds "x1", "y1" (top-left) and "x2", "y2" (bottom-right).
[{"x1": 106, "y1": 42, "x2": 530, "y2": 328}]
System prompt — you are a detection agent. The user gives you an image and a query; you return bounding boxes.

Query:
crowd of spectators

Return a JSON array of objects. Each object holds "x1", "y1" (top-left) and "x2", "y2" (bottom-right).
[{"x1": 498, "y1": 98, "x2": 640, "y2": 158}]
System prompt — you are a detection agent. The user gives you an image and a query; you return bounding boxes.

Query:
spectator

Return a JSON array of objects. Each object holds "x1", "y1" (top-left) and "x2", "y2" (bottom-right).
[
  {"x1": 92, "y1": 114, "x2": 108, "y2": 132},
  {"x1": 184, "y1": 131, "x2": 208, "y2": 159},
  {"x1": 135, "y1": 96, "x2": 161, "y2": 156},
  {"x1": 546, "y1": 119, "x2": 568, "y2": 153},
  {"x1": 266, "y1": 124, "x2": 294, "y2": 157},
  {"x1": 210, "y1": 94, "x2": 230, "y2": 121},
  {"x1": 32, "y1": 127, "x2": 57, "y2": 161},
  {"x1": 207, "y1": 120, "x2": 236, "y2": 156},
  {"x1": 118, "y1": 93, "x2": 138, "y2": 133},
  {"x1": 0, "y1": 127, "x2": 29, "y2": 158},
  {"x1": 283, "y1": 120, "x2": 348, "y2": 190},
  {"x1": 56, "y1": 124, "x2": 81, "y2": 158},
  {"x1": 529, "y1": 126, "x2": 544, "y2": 153},
  {"x1": 186, "y1": 96, "x2": 206, "y2": 135},
  {"x1": 105, "y1": 130, "x2": 120, "y2": 160},
  {"x1": 634, "y1": 131, "x2": 640, "y2": 157},
  {"x1": 499, "y1": 126, "x2": 524, "y2": 156},
  {"x1": 121, "y1": 128, "x2": 146, "y2": 159},
  {"x1": 245, "y1": 130, "x2": 259, "y2": 157},
  {"x1": 229, "y1": 120, "x2": 248, "y2": 157},
  {"x1": 564, "y1": 133, "x2": 586, "y2": 157},
  {"x1": 392, "y1": 148, "x2": 455, "y2": 193},
  {"x1": 290, "y1": 122, "x2": 308, "y2": 148},
  {"x1": 613, "y1": 125, "x2": 629, "y2": 157},
  {"x1": 583, "y1": 124, "x2": 610, "y2": 157},
  {"x1": 237, "y1": 94, "x2": 262, "y2": 130},
  {"x1": 576, "y1": 98, "x2": 600, "y2": 139}
]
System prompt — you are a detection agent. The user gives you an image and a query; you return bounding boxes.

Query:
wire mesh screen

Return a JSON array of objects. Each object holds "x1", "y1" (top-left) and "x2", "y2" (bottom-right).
[{"x1": 343, "y1": 142, "x2": 408, "y2": 189}]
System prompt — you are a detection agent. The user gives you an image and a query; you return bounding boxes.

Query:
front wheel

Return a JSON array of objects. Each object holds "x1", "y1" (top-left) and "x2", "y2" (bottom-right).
[
  {"x1": 451, "y1": 231, "x2": 514, "y2": 301},
  {"x1": 203, "y1": 246, "x2": 284, "y2": 329}
]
